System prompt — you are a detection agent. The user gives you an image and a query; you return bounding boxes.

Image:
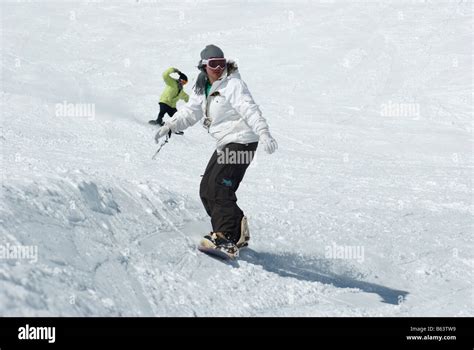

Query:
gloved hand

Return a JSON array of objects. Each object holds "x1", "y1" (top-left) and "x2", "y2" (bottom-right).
[
  {"x1": 155, "y1": 124, "x2": 171, "y2": 143},
  {"x1": 260, "y1": 132, "x2": 278, "y2": 154}
]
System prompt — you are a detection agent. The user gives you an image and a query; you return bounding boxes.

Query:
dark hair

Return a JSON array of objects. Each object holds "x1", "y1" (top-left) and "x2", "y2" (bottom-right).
[
  {"x1": 193, "y1": 61, "x2": 208, "y2": 95},
  {"x1": 193, "y1": 61, "x2": 238, "y2": 95}
]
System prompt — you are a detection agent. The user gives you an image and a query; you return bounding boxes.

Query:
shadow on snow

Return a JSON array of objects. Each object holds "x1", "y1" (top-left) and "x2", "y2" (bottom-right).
[{"x1": 239, "y1": 249, "x2": 409, "y2": 305}]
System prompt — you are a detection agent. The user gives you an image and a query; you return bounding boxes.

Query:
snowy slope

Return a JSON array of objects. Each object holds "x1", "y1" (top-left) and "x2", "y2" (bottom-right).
[{"x1": 1, "y1": 0, "x2": 472, "y2": 316}]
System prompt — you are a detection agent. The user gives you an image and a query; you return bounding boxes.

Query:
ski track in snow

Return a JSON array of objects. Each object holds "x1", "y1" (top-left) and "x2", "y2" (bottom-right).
[{"x1": 1, "y1": 0, "x2": 472, "y2": 316}]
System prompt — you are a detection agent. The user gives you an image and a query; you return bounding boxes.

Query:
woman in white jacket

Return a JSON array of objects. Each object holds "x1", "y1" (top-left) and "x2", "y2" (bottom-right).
[{"x1": 154, "y1": 45, "x2": 278, "y2": 257}]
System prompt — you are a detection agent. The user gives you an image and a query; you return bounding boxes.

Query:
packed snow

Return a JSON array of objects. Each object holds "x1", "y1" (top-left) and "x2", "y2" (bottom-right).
[{"x1": 1, "y1": 0, "x2": 472, "y2": 316}]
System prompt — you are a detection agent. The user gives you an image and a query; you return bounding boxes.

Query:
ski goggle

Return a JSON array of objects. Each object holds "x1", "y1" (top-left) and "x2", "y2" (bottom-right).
[{"x1": 202, "y1": 58, "x2": 227, "y2": 70}]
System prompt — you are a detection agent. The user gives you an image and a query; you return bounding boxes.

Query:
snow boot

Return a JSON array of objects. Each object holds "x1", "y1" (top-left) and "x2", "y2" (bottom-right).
[
  {"x1": 200, "y1": 232, "x2": 239, "y2": 258},
  {"x1": 236, "y1": 216, "x2": 250, "y2": 249}
]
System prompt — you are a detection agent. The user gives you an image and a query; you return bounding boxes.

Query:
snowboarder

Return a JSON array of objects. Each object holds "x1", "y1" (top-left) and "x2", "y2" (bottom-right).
[
  {"x1": 154, "y1": 45, "x2": 278, "y2": 258},
  {"x1": 149, "y1": 67, "x2": 189, "y2": 135}
]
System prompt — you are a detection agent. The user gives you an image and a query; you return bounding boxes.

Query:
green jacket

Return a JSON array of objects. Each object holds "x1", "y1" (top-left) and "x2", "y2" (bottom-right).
[{"x1": 159, "y1": 67, "x2": 189, "y2": 108}]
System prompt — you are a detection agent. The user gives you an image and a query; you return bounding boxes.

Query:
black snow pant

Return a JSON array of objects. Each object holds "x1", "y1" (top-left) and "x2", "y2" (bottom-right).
[
  {"x1": 200, "y1": 142, "x2": 258, "y2": 243},
  {"x1": 156, "y1": 102, "x2": 177, "y2": 125}
]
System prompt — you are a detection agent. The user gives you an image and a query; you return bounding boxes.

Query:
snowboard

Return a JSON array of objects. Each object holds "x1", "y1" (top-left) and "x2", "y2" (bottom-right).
[{"x1": 197, "y1": 242, "x2": 238, "y2": 260}]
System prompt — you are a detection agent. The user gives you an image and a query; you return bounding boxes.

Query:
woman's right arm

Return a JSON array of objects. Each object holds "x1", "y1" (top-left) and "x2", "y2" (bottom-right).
[{"x1": 167, "y1": 92, "x2": 204, "y2": 132}]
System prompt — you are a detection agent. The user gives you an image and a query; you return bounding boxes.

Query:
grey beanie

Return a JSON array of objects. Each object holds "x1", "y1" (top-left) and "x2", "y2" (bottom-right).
[{"x1": 200, "y1": 44, "x2": 224, "y2": 59}]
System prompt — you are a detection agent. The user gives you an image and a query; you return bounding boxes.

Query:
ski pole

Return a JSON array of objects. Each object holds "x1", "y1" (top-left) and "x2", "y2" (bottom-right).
[{"x1": 152, "y1": 134, "x2": 170, "y2": 159}]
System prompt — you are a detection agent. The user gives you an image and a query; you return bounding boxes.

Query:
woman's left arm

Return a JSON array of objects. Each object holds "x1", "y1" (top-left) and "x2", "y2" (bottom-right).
[
  {"x1": 227, "y1": 79, "x2": 270, "y2": 136},
  {"x1": 228, "y1": 79, "x2": 278, "y2": 154}
]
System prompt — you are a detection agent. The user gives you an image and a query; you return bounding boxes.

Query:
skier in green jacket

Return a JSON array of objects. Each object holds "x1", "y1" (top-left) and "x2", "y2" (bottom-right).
[{"x1": 149, "y1": 67, "x2": 189, "y2": 131}]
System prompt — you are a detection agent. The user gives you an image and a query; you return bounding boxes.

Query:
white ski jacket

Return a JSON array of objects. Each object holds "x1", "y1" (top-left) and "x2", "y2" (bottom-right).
[{"x1": 166, "y1": 67, "x2": 270, "y2": 151}]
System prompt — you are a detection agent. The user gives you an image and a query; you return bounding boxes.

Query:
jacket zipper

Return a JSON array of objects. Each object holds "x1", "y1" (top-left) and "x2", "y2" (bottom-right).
[{"x1": 204, "y1": 75, "x2": 226, "y2": 132}]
